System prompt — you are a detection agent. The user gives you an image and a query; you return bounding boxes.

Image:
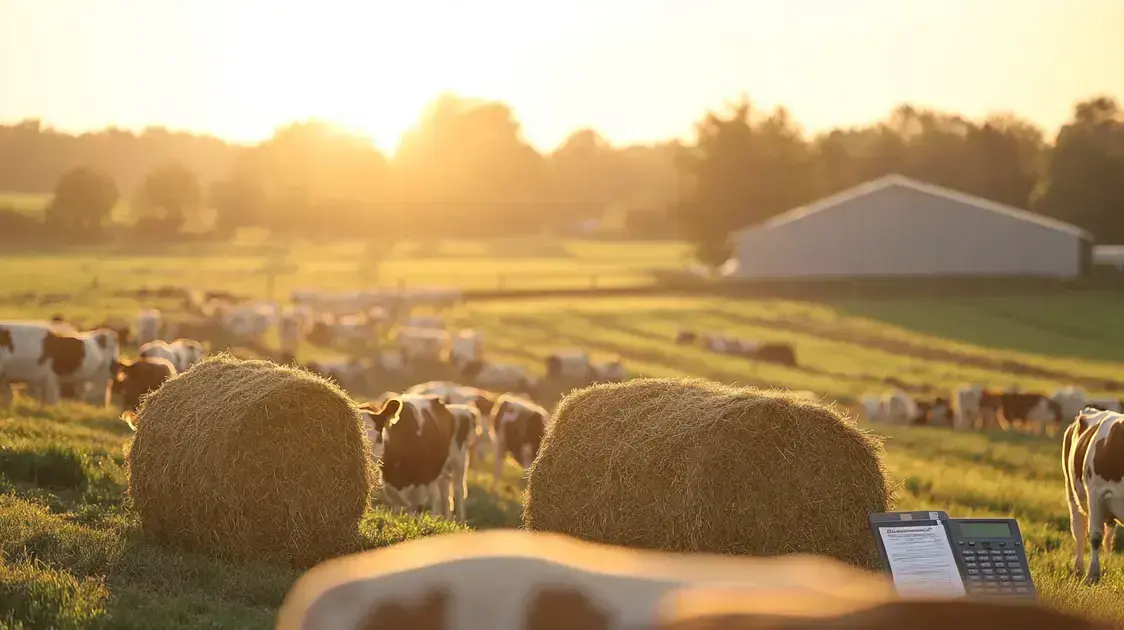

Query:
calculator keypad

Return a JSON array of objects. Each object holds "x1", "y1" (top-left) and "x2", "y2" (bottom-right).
[{"x1": 958, "y1": 545, "x2": 1034, "y2": 597}]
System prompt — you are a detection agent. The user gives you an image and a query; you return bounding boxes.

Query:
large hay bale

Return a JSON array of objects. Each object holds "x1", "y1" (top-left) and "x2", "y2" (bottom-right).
[
  {"x1": 126, "y1": 353, "x2": 374, "y2": 567},
  {"x1": 523, "y1": 378, "x2": 893, "y2": 569}
]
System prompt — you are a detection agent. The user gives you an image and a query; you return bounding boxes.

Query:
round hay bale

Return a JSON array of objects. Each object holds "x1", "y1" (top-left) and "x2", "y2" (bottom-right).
[
  {"x1": 523, "y1": 378, "x2": 893, "y2": 569},
  {"x1": 126, "y1": 353, "x2": 375, "y2": 567}
]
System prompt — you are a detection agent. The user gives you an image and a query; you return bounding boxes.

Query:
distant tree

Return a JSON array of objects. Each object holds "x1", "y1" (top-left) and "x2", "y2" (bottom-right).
[
  {"x1": 210, "y1": 171, "x2": 267, "y2": 235},
  {"x1": 136, "y1": 161, "x2": 202, "y2": 233},
  {"x1": 45, "y1": 166, "x2": 119, "y2": 231},
  {"x1": 1034, "y1": 96, "x2": 1124, "y2": 242}
]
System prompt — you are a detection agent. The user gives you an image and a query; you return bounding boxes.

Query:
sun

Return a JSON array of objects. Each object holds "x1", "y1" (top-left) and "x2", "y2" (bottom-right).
[{"x1": 210, "y1": 2, "x2": 475, "y2": 154}]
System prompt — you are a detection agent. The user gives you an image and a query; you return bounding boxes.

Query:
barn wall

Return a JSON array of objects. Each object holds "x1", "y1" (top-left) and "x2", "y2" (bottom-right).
[{"x1": 730, "y1": 185, "x2": 1084, "y2": 279}]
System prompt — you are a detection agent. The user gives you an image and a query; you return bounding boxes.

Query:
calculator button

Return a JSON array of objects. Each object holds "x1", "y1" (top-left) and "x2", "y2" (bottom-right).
[
  {"x1": 991, "y1": 552, "x2": 1004, "y2": 558},
  {"x1": 999, "y1": 542, "x2": 1007, "y2": 548},
  {"x1": 1012, "y1": 575, "x2": 1026, "y2": 582},
  {"x1": 967, "y1": 569, "x2": 980, "y2": 575},
  {"x1": 968, "y1": 542, "x2": 976, "y2": 547},
  {"x1": 1014, "y1": 542, "x2": 1021, "y2": 546},
  {"x1": 982, "y1": 569, "x2": 994, "y2": 575},
  {"x1": 1007, "y1": 562, "x2": 1021, "y2": 568},
  {"x1": 1011, "y1": 568, "x2": 1025, "y2": 575},
  {"x1": 979, "y1": 561, "x2": 991, "y2": 568},
  {"x1": 965, "y1": 562, "x2": 977, "y2": 568},
  {"x1": 1016, "y1": 587, "x2": 1029, "y2": 593}
]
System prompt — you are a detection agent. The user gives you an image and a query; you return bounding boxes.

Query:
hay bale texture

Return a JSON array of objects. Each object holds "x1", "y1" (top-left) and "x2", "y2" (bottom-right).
[
  {"x1": 523, "y1": 378, "x2": 893, "y2": 569},
  {"x1": 126, "y1": 353, "x2": 374, "y2": 567}
]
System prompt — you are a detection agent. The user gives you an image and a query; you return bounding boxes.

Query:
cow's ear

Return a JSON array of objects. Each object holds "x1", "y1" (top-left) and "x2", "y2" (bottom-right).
[{"x1": 363, "y1": 399, "x2": 402, "y2": 426}]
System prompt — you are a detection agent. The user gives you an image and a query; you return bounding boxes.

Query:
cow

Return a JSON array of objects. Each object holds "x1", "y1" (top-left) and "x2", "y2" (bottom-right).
[
  {"x1": 305, "y1": 358, "x2": 370, "y2": 392},
  {"x1": 981, "y1": 391, "x2": 1062, "y2": 433},
  {"x1": 1054, "y1": 387, "x2": 1124, "y2": 418},
  {"x1": 752, "y1": 343, "x2": 797, "y2": 367},
  {"x1": 861, "y1": 394, "x2": 885, "y2": 422},
  {"x1": 112, "y1": 356, "x2": 176, "y2": 413},
  {"x1": 913, "y1": 397, "x2": 953, "y2": 427},
  {"x1": 136, "y1": 309, "x2": 162, "y2": 346},
  {"x1": 952, "y1": 384, "x2": 985, "y2": 431},
  {"x1": 139, "y1": 338, "x2": 205, "y2": 373},
  {"x1": 591, "y1": 359, "x2": 626, "y2": 383},
  {"x1": 447, "y1": 330, "x2": 483, "y2": 369},
  {"x1": 395, "y1": 327, "x2": 450, "y2": 363},
  {"x1": 279, "y1": 310, "x2": 305, "y2": 356},
  {"x1": 703, "y1": 333, "x2": 755, "y2": 355},
  {"x1": 489, "y1": 394, "x2": 549, "y2": 484},
  {"x1": 442, "y1": 403, "x2": 480, "y2": 522},
  {"x1": 405, "y1": 381, "x2": 497, "y2": 462},
  {"x1": 878, "y1": 391, "x2": 916, "y2": 425},
  {"x1": 361, "y1": 394, "x2": 457, "y2": 518},
  {"x1": 545, "y1": 350, "x2": 594, "y2": 380},
  {"x1": 218, "y1": 302, "x2": 276, "y2": 341},
  {"x1": 1064, "y1": 408, "x2": 1124, "y2": 584},
  {"x1": 676, "y1": 329, "x2": 698, "y2": 345},
  {"x1": 0, "y1": 322, "x2": 119, "y2": 407},
  {"x1": 462, "y1": 361, "x2": 537, "y2": 395}
]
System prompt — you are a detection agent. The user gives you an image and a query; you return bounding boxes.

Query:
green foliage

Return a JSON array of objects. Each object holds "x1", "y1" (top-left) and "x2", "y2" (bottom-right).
[{"x1": 45, "y1": 167, "x2": 119, "y2": 231}]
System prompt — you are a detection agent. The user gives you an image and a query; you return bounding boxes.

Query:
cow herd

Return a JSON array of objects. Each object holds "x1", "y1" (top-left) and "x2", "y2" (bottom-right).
[{"x1": 863, "y1": 385, "x2": 1124, "y2": 434}]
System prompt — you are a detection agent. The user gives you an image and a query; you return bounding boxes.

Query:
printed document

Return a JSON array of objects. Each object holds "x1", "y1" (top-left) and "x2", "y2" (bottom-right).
[{"x1": 878, "y1": 525, "x2": 966, "y2": 597}]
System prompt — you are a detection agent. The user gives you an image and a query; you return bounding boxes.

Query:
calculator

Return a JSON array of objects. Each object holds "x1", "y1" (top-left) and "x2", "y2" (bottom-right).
[{"x1": 869, "y1": 510, "x2": 1037, "y2": 600}]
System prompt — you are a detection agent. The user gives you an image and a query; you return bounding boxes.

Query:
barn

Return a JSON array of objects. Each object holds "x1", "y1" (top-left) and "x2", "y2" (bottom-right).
[{"x1": 726, "y1": 174, "x2": 1094, "y2": 279}]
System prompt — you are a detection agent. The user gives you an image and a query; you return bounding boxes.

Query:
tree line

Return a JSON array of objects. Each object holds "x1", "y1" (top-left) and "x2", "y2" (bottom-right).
[{"x1": 2, "y1": 92, "x2": 1123, "y2": 248}]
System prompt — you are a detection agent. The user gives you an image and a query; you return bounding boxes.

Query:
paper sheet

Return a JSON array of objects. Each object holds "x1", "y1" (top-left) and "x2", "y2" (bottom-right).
[{"x1": 878, "y1": 525, "x2": 966, "y2": 597}]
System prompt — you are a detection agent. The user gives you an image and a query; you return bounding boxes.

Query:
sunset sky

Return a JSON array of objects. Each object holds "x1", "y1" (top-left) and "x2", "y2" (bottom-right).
[{"x1": 2, "y1": 0, "x2": 1122, "y2": 154}]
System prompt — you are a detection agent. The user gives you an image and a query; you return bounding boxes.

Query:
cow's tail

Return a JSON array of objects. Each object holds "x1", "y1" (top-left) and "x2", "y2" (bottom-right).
[{"x1": 121, "y1": 411, "x2": 139, "y2": 432}]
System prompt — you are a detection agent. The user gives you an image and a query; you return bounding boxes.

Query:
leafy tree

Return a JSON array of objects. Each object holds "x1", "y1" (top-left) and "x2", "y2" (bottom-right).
[
  {"x1": 136, "y1": 161, "x2": 202, "y2": 232},
  {"x1": 45, "y1": 166, "x2": 119, "y2": 231}
]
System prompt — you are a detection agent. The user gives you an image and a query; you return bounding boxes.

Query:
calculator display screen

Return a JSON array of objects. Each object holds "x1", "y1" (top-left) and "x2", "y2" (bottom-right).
[{"x1": 959, "y1": 522, "x2": 1012, "y2": 538}]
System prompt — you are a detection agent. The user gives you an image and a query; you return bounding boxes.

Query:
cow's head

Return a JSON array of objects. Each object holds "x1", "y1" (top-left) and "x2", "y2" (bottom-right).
[{"x1": 359, "y1": 398, "x2": 402, "y2": 459}]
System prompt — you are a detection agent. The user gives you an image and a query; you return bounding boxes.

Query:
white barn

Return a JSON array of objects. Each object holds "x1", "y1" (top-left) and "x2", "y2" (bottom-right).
[{"x1": 726, "y1": 174, "x2": 1093, "y2": 279}]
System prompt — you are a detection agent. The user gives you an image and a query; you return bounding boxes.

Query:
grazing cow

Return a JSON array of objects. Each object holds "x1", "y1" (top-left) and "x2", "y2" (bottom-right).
[
  {"x1": 1064, "y1": 408, "x2": 1124, "y2": 584},
  {"x1": 879, "y1": 391, "x2": 917, "y2": 425},
  {"x1": 138, "y1": 339, "x2": 205, "y2": 373},
  {"x1": 861, "y1": 394, "x2": 884, "y2": 422},
  {"x1": 913, "y1": 397, "x2": 953, "y2": 427},
  {"x1": 113, "y1": 356, "x2": 176, "y2": 412},
  {"x1": 218, "y1": 302, "x2": 275, "y2": 340},
  {"x1": 361, "y1": 395, "x2": 456, "y2": 518},
  {"x1": 951, "y1": 384, "x2": 985, "y2": 431},
  {"x1": 489, "y1": 394, "x2": 549, "y2": 483},
  {"x1": 447, "y1": 330, "x2": 483, "y2": 369},
  {"x1": 0, "y1": 322, "x2": 119, "y2": 407},
  {"x1": 395, "y1": 327, "x2": 450, "y2": 363},
  {"x1": 981, "y1": 391, "x2": 1062, "y2": 433},
  {"x1": 545, "y1": 350, "x2": 594, "y2": 380},
  {"x1": 136, "y1": 309, "x2": 162, "y2": 346},
  {"x1": 752, "y1": 343, "x2": 797, "y2": 367},
  {"x1": 462, "y1": 361, "x2": 537, "y2": 394},
  {"x1": 703, "y1": 333, "x2": 756, "y2": 355},
  {"x1": 1054, "y1": 386, "x2": 1124, "y2": 417},
  {"x1": 305, "y1": 358, "x2": 370, "y2": 392},
  {"x1": 591, "y1": 359, "x2": 626, "y2": 383}
]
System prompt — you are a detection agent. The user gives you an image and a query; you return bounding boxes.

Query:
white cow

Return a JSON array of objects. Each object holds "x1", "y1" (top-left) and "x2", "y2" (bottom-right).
[
  {"x1": 1064, "y1": 408, "x2": 1124, "y2": 584},
  {"x1": 952, "y1": 384, "x2": 985, "y2": 431},
  {"x1": 447, "y1": 329, "x2": 483, "y2": 368},
  {"x1": 139, "y1": 339, "x2": 205, "y2": 373},
  {"x1": 406, "y1": 380, "x2": 497, "y2": 463},
  {"x1": 218, "y1": 302, "x2": 276, "y2": 340},
  {"x1": 0, "y1": 321, "x2": 120, "y2": 407},
  {"x1": 883, "y1": 391, "x2": 917, "y2": 425},
  {"x1": 136, "y1": 309, "x2": 162, "y2": 346},
  {"x1": 395, "y1": 327, "x2": 450, "y2": 362},
  {"x1": 462, "y1": 361, "x2": 537, "y2": 393},
  {"x1": 545, "y1": 350, "x2": 593, "y2": 379}
]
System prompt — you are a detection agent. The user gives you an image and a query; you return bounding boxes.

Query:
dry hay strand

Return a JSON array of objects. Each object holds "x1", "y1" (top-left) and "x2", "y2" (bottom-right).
[
  {"x1": 523, "y1": 377, "x2": 894, "y2": 570},
  {"x1": 126, "y1": 352, "x2": 375, "y2": 567}
]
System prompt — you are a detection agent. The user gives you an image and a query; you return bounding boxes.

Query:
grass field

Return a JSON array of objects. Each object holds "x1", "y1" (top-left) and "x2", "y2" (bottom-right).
[{"x1": 4, "y1": 239, "x2": 1124, "y2": 627}]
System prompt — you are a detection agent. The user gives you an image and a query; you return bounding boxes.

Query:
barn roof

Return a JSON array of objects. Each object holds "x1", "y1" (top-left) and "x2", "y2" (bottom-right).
[{"x1": 745, "y1": 174, "x2": 1093, "y2": 240}]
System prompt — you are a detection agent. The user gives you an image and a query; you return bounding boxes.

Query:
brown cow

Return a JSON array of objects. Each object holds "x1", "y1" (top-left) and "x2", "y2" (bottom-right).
[
  {"x1": 113, "y1": 356, "x2": 177, "y2": 414},
  {"x1": 489, "y1": 394, "x2": 549, "y2": 484}
]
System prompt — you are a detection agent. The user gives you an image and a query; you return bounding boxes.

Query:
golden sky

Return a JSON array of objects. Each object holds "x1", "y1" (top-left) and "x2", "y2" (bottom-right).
[{"x1": 2, "y1": 0, "x2": 1122, "y2": 154}]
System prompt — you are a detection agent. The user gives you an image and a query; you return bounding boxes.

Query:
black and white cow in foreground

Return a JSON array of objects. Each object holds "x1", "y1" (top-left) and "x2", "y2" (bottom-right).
[
  {"x1": 0, "y1": 321, "x2": 120, "y2": 407},
  {"x1": 1063, "y1": 408, "x2": 1124, "y2": 584},
  {"x1": 360, "y1": 394, "x2": 470, "y2": 521},
  {"x1": 405, "y1": 381, "x2": 497, "y2": 464},
  {"x1": 489, "y1": 394, "x2": 549, "y2": 485}
]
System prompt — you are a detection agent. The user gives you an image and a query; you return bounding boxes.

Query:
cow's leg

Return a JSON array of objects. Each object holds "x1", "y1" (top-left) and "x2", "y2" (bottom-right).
[
  {"x1": 1087, "y1": 498, "x2": 1107, "y2": 584},
  {"x1": 453, "y1": 461, "x2": 467, "y2": 523},
  {"x1": 0, "y1": 377, "x2": 11, "y2": 407},
  {"x1": 43, "y1": 375, "x2": 60, "y2": 407},
  {"x1": 1105, "y1": 522, "x2": 1116, "y2": 557},
  {"x1": 1070, "y1": 496, "x2": 1088, "y2": 576},
  {"x1": 492, "y1": 437, "x2": 506, "y2": 487}
]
